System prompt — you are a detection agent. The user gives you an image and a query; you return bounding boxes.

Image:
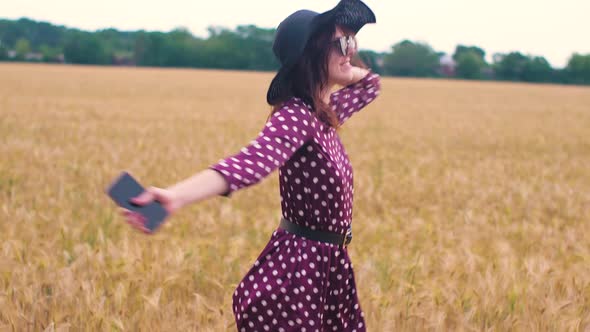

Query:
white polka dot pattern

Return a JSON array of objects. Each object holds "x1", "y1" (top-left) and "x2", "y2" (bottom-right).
[
  {"x1": 209, "y1": 103, "x2": 314, "y2": 197},
  {"x1": 209, "y1": 72, "x2": 381, "y2": 331},
  {"x1": 330, "y1": 72, "x2": 381, "y2": 126},
  {"x1": 234, "y1": 229, "x2": 367, "y2": 332}
]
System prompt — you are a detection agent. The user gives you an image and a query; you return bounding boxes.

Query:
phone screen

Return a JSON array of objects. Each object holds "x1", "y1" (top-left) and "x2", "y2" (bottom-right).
[{"x1": 105, "y1": 171, "x2": 168, "y2": 232}]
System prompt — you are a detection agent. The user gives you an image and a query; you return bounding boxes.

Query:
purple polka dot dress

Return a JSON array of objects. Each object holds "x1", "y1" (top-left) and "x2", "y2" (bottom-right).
[{"x1": 209, "y1": 72, "x2": 381, "y2": 331}]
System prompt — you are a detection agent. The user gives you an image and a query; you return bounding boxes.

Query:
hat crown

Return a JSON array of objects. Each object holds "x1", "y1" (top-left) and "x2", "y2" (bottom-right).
[{"x1": 272, "y1": 10, "x2": 319, "y2": 66}]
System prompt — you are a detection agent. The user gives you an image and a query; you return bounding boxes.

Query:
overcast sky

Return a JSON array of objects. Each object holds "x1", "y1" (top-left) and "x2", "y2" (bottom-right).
[{"x1": 2, "y1": 0, "x2": 589, "y2": 68}]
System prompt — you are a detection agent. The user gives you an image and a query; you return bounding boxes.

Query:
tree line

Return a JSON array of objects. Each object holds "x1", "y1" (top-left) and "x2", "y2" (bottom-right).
[{"x1": 1, "y1": 18, "x2": 589, "y2": 85}]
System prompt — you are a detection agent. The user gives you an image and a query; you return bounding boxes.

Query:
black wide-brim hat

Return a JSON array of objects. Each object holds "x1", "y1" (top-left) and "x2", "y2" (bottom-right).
[{"x1": 266, "y1": 0, "x2": 376, "y2": 105}]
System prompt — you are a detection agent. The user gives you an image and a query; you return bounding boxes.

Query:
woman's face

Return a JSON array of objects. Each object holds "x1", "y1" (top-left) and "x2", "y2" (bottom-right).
[{"x1": 327, "y1": 26, "x2": 357, "y2": 87}]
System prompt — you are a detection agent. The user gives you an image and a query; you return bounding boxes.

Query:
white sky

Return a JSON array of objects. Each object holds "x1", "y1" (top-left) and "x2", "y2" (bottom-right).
[{"x1": 2, "y1": 0, "x2": 589, "y2": 68}]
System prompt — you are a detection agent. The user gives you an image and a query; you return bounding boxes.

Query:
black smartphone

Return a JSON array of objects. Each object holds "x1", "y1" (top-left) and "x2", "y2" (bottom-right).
[{"x1": 105, "y1": 171, "x2": 168, "y2": 233}]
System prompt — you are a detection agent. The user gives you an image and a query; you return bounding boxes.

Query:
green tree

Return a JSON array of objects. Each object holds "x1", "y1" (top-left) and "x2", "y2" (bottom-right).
[
  {"x1": 383, "y1": 40, "x2": 439, "y2": 77},
  {"x1": 134, "y1": 31, "x2": 169, "y2": 66},
  {"x1": 522, "y1": 56, "x2": 553, "y2": 83},
  {"x1": 0, "y1": 43, "x2": 7, "y2": 60},
  {"x1": 0, "y1": 18, "x2": 67, "y2": 52},
  {"x1": 565, "y1": 53, "x2": 590, "y2": 85},
  {"x1": 199, "y1": 25, "x2": 277, "y2": 70},
  {"x1": 494, "y1": 52, "x2": 557, "y2": 83},
  {"x1": 135, "y1": 29, "x2": 205, "y2": 67},
  {"x1": 97, "y1": 28, "x2": 135, "y2": 56},
  {"x1": 494, "y1": 52, "x2": 528, "y2": 81},
  {"x1": 39, "y1": 44, "x2": 62, "y2": 62},
  {"x1": 357, "y1": 50, "x2": 384, "y2": 74},
  {"x1": 455, "y1": 50, "x2": 486, "y2": 79},
  {"x1": 164, "y1": 27, "x2": 201, "y2": 67},
  {"x1": 203, "y1": 26, "x2": 252, "y2": 69},
  {"x1": 235, "y1": 25, "x2": 278, "y2": 70},
  {"x1": 453, "y1": 45, "x2": 485, "y2": 62},
  {"x1": 64, "y1": 32, "x2": 110, "y2": 64},
  {"x1": 15, "y1": 38, "x2": 31, "y2": 59}
]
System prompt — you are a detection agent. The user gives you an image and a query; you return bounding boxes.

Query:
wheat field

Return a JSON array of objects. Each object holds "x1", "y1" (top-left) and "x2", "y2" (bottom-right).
[{"x1": 1, "y1": 63, "x2": 590, "y2": 331}]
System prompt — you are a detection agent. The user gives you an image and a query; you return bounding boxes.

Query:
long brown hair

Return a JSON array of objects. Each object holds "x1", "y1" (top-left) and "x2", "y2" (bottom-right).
[{"x1": 267, "y1": 24, "x2": 365, "y2": 130}]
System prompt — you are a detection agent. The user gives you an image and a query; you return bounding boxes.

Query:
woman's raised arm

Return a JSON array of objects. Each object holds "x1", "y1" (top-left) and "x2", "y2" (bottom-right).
[{"x1": 330, "y1": 67, "x2": 381, "y2": 125}]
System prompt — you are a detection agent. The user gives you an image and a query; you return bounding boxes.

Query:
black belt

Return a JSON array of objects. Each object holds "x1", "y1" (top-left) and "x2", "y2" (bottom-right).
[{"x1": 279, "y1": 218, "x2": 352, "y2": 246}]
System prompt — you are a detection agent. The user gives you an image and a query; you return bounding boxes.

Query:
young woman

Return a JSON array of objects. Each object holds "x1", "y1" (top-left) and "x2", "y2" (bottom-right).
[{"x1": 122, "y1": 1, "x2": 380, "y2": 330}]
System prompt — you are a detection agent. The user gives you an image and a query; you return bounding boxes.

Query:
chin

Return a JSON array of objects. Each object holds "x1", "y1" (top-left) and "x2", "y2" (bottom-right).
[{"x1": 328, "y1": 68, "x2": 354, "y2": 86}]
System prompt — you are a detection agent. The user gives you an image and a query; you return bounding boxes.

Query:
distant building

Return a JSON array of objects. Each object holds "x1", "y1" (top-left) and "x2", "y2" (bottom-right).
[
  {"x1": 24, "y1": 52, "x2": 43, "y2": 61},
  {"x1": 492, "y1": 53, "x2": 504, "y2": 64},
  {"x1": 112, "y1": 54, "x2": 136, "y2": 66},
  {"x1": 439, "y1": 54, "x2": 456, "y2": 77},
  {"x1": 375, "y1": 57, "x2": 385, "y2": 68}
]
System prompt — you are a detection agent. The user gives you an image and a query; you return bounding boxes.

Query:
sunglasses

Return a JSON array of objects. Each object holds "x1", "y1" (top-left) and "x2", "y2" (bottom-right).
[{"x1": 331, "y1": 35, "x2": 357, "y2": 56}]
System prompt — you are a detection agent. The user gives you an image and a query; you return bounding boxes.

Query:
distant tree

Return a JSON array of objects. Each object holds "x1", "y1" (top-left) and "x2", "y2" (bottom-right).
[
  {"x1": 382, "y1": 40, "x2": 439, "y2": 77},
  {"x1": 0, "y1": 18, "x2": 67, "y2": 50},
  {"x1": 64, "y1": 32, "x2": 110, "y2": 64},
  {"x1": 39, "y1": 44, "x2": 62, "y2": 62},
  {"x1": 557, "y1": 68, "x2": 576, "y2": 84},
  {"x1": 357, "y1": 50, "x2": 383, "y2": 74},
  {"x1": 494, "y1": 52, "x2": 557, "y2": 83},
  {"x1": 453, "y1": 45, "x2": 486, "y2": 62},
  {"x1": 15, "y1": 38, "x2": 31, "y2": 59},
  {"x1": 33, "y1": 20, "x2": 66, "y2": 47},
  {"x1": 134, "y1": 31, "x2": 164, "y2": 66},
  {"x1": 96, "y1": 28, "x2": 135, "y2": 56},
  {"x1": 521, "y1": 56, "x2": 553, "y2": 83},
  {"x1": 199, "y1": 25, "x2": 278, "y2": 70},
  {"x1": 455, "y1": 50, "x2": 486, "y2": 79},
  {"x1": 206, "y1": 27, "x2": 247, "y2": 68},
  {"x1": 565, "y1": 53, "x2": 590, "y2": 85},
  {"x1": 494, "y1": 52, "x2": 528, "y2": 81},
  {"x1": 164, "y1": 27, "x2": 201, "y2": 67},
  {"x1": 135, "y1": 29, "x2": 207, "y2": 68},
  {"x1": 0, "y1": 20, "x2": 21, "y2": 47},
  {"x1": 0, "y1": 43, "x2": 7, "y2": 60},
  {"x1": 235, "y1": 25, "x2": 278, "y2": 70}
]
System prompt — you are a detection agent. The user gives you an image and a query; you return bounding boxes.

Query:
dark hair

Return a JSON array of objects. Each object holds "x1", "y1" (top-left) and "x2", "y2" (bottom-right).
[{"x1": 267, "y1": 24, "x2": 366, "y2": 130}]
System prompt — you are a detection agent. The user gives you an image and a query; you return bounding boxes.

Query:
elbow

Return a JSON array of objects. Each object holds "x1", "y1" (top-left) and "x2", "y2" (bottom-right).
[
  {"x1": 208, "y1": 166, "x2": 265, "y2": 198},
  {"x1": 208, "y1": 167, "x2": 233, "y2": 197}
]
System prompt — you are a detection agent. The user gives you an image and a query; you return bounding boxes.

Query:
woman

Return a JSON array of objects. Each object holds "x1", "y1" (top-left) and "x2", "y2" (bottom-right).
[{"x1": 122, "y1": 0, "x2": 380, "y2": 330}]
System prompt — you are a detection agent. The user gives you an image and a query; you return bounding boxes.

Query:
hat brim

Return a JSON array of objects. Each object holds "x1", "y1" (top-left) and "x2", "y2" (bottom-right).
[
  {"x1": 267, "y1": 0, "x2": 376, "y2": 105},
  {"x1": 267, "y1": 65, "x2": 293, "y2": 105}
]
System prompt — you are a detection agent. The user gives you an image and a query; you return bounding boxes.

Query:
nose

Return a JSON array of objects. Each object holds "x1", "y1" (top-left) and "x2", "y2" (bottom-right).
[
  {"x1": 347, "y1": 46, "x2": 357, "y2": 56},
  {"x1": 346, "y1": 39, "x2": 357, "y2": 56}
]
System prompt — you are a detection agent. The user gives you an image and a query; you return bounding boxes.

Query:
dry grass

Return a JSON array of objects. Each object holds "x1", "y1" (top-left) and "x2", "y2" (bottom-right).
[{"x1": 1, "y1": 63, "x2": 590, "y2": 331}]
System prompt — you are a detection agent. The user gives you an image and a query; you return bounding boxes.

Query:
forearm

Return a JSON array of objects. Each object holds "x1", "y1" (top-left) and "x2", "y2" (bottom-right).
[{"x1": 166, "y1": 169, "x2": 229, "y2": 209}]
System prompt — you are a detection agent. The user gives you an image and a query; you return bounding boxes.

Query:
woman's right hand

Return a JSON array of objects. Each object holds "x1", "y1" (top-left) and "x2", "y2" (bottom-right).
[{"x1": 119, "y1": 186, "x2": 182, "y2": 233}]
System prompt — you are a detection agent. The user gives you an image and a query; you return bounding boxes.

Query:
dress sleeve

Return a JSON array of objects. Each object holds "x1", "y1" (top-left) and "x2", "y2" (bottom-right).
[
  {"x1": 329, "y1": 71, "x2": 381, "y2": 126},
  {"x1": 208, "y1": 104, "x2": 315, "y2": 197}
]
